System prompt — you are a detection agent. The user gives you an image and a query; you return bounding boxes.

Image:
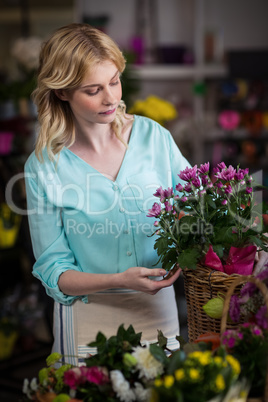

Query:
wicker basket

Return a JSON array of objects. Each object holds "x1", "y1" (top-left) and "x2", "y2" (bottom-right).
[
  {"x1": 183, "y1": 265, "x2": 244, "y2": 342},
  {"x1": 220, "y1": 275, "x2": 268, "y2": 402}
]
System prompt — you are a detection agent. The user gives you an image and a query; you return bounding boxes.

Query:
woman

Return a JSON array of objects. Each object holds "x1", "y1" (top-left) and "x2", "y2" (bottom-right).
[{"x1": 24, "y1": 23, "x2": 190, "y2": 364}]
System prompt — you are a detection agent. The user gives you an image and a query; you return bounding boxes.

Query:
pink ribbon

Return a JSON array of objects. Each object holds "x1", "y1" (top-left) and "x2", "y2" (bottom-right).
[{"x1": 204, "y1": 244, "x2": 257, "y2": 275}]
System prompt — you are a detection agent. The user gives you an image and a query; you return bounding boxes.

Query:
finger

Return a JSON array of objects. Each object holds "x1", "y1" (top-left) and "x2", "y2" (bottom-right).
[
  {"x1": 163, "y1": 267, "x2": 182, "y2": 284},
  {"x1": 154, "y1": 268, "x2": 182, "y2": 289},
  {"x1": 146, "y1": 268, "x2": 167, "y2": 277}
]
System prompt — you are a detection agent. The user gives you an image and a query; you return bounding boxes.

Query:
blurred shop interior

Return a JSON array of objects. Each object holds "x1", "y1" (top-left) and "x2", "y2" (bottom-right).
[{"x1": 0, "y1": 0, "x2": 268, "y2": 400}]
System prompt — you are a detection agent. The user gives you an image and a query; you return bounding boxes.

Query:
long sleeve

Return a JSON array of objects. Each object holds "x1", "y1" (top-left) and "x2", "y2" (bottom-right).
[{"x1": 25, "y1": 157, "x2": 83, "y2": 305}]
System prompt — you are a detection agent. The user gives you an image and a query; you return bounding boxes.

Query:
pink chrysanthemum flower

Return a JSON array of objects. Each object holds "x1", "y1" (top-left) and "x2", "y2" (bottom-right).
[{"x1": 178, "y1": 165, "x2": 198, "y2": 182}]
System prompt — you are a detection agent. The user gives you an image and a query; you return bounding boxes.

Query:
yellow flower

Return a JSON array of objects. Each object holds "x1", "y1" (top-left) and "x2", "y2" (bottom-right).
[
  {"x1": 226, "y1": 354, "x2": 241, "y2": 376},
  {"x1": 164, "y1": 375, "x2": 174, "y2": 388},
  {"x1": 214, "y1": 356, "x2": 223, "y2": 366},
  {"x1": 154, "y1": 378, "x2": 163, "y2": 387},
  {"x1": 189, "y1": 368, "x2": 200, "y2": 380},
  {"x1": 174, "y1": 369, "x2": 185, "y2": 381},
  {"x1": 189, "y1": 351, "x2": 212, "y2": 365},
  {"x1": 215, "y1": 374, "x2": 225, "y2": 391},
  {"x1": 128, "y1": 95, "x2": 177, "y2": 125}
]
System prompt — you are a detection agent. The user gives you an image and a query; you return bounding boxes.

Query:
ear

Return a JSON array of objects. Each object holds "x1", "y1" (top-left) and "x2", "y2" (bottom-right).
[{"x1": 54, "y1": 89, "x2": 69, "y2": 101}]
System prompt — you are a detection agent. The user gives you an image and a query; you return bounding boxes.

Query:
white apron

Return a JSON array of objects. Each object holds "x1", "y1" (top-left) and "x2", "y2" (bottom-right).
[{"x1": 52, "y1": 286, "x2": 180, "y2": 365}]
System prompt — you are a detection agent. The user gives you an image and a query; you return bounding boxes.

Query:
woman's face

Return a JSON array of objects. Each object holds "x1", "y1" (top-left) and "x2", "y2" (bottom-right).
[{"x1": 60, "y1": 60, "x2": 122, "y2": 128}]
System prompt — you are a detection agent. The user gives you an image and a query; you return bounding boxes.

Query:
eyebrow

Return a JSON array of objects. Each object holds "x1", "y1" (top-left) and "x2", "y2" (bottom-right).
[{"x1": 80, "y1": 70, "x2": 119, "y2": 89}]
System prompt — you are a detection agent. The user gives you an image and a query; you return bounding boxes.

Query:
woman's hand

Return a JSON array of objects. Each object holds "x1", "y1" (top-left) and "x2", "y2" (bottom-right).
[
  {"x1": 254, "y1": 250, "x2": 268, "y2": 275},
  {"x1": 119, "y1": 266, "x2": 181, "y2": 295}
]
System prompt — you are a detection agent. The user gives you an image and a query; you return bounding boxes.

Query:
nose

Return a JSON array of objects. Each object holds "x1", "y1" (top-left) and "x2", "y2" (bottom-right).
[{"x1": 102, "y1": 86, "x2": 116, "y2": 106}]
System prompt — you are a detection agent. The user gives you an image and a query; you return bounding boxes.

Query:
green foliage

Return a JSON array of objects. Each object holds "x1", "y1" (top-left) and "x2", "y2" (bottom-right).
[{"x1": 85, "y1": 324, "x2": 142, "y2": 377}]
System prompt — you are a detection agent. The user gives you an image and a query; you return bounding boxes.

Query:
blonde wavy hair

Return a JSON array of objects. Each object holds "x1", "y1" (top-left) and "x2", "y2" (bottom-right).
[{"x1": 32, "y1": 23, "x2": 127, "y2": 161}]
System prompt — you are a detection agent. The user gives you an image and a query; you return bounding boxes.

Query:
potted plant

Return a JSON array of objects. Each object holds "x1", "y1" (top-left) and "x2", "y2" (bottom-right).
[{"x1": 147, "y1": 162, "x2": 268, "y2": 340}]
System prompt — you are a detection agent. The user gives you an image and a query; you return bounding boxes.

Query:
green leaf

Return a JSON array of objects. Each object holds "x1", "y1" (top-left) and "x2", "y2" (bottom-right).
[
  {"x1": 46, "y1": 352, "x2": 63, "y2": 366},
  {"x1": 177, "y1": 248, "x2": 200, "y2": 270},
  {"x1": 166, "y1": 349, "x2": 186, "y2": 374},
  {"x1": 205, "y1": 194, "x2": 217, "y2": 209},
  {"x1": 157, "y1": 329, "x2": 168, "y2": 349},
  {"x1": 176, "y1": 335, "x2": 187, "y2": 349},
  {"x1": 88, "y1": 331, "x2": 106, "y2": 347},
  {"x1": 154, "y1": 237, "x2": 170, "y2": 255},
  {"x1": 212, "y1": 244, "x2": 224, "y2": 259},
  {"x1": 149, "y1": 343, "x2": 168, "y2": 365}
]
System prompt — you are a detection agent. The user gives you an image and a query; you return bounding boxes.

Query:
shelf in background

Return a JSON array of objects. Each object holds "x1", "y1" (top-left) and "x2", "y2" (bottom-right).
[{"x1": 130, "y1": 63, "x2": 227, "y2": 80}]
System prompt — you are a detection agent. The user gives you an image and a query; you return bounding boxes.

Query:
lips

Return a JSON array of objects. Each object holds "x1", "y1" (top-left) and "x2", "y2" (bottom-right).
[{"x1": 99, "y1": 108, "x2": 116, "y2": 115}]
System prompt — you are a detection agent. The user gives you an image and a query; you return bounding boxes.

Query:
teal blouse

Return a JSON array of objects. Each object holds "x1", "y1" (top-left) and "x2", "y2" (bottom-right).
[{"x1": 24, "y1": 115, "x2": 190, "y2": 305}]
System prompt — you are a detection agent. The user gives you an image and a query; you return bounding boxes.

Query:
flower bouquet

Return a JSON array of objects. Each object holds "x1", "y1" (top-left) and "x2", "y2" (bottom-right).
[
  {"x1": 147, "y1": 162, "x2": 268, "y2": 340},
  {"x1": 22, "y1": 324, "x2": 244, "y2": 402}
]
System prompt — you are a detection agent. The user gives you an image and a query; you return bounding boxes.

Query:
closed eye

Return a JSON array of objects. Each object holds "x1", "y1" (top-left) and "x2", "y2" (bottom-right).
[
  {"x1": 110, "y1": 80, "x2": 120, "y2": 86},
  {"x1": 85, "y1": 88, "x2": 101, "y2": 96}
]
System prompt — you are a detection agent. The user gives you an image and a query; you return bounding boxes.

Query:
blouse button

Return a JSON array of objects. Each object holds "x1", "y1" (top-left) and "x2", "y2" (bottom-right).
[
  {"x1": 126, "y1": 251, "x2": 132, "y2": 256},
  {"x1": 113, "y1": 184, "x2": 119, "y2": 191},
  {"x1": 119, "y1": 207, "x2": 125, "y2": 213}
]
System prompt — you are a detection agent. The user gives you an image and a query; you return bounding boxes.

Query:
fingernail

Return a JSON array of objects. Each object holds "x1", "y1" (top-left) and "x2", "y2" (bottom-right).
[{"x1": 160, "y1": 270, "x2": 167, "y2": 275}]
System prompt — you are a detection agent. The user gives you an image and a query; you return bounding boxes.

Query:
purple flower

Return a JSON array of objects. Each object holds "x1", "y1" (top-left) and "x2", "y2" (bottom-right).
[
  {"x1": 164, "y1": 187, "x2": 174, "y2": 199},
  {"x1": 235, "y1": 168, "x2": 249, "y2": 181},
  {"x1": 229, "y1": 295, "x2": 241, "y2": 322},
  {"x1": 164, "y1": 201, "x2": 173, "y2": 212},
  {"x1": 251, "y1": 325, "x2": 263, "y2": 337},
  {"x1": 225, "y1": 184, "x2": 232, "y2": 194},
  {"x1": 201, "y1": 176, "x2": 209, "y2": 186},
  {"x1": 217, "y1": 162, "x2": 227, "y2": 170},
  {"x1": 153, "y1": 186, "x2": 166, "y2": 202},
  {"x1": 147, "y1": 202, "x2": 162, "y2": 217},
  {"x1": 192, "y1": 177, "x2": 201, "y2": 188},
  {"x1": 198, "y1": 162, "x2": 210, "y2": 174},
  {"x1": 181, "y1": 196, "x2": 188, "y2": 202},
  {"x1": 255, "y1": 306, "x2": 268, "y2": 329},
  {"x1": 227, "y1": 337, "x2": 236, "y2": 348},
  {"x1": 178, "y1": 165, "x2": 198, "y2": 182},
  {"x1": 64, "y1": 368, "x2": 85, "y2": 389},
  {"x1": 221, "y1": 199, "x2": 227, "y2": 205},
  {"x1": 184, "y1": 183, "x2": 192, "y2": 193},
  {"x1": 216, "y1": 181, "x2": 223, "y2": 189},
  {"x1": 80, "y1": 366, "x2": 109, "y2": 385},
  {"x1": 240, "y1": 281, "x2": 257, "y2": 298},
  {"x1": 216, "y1": 165, "x2": 236, "y2": 181},
  {"x1": 175, "y1": 183, "x2": 184, "y2": 192},
  {"x1": 246, "y1": 187, "x2": 253, "y2": 194}
]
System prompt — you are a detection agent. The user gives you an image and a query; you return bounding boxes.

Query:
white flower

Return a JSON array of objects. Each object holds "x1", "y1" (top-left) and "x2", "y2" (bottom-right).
[
  {"x1": 134, "y1": 382, "x2": 152, "y2": 402},
  {"x1": 22, "y1": 377, "x2": 38, "y2": 400},
  {"x1": 132, "y1": 346, "x2": 164, "y2": 380},
  {"x1": 30, "y1": 378, "x2": 38, "y2": 391},
  {"x1": 22, "y1": 378, "x2": 29, "y2": 395},
  {"x1": 110, "y1": 370, "x2": 136, "y2": 402},
  {"x1": 11, "y1": 37, "x2": 42, "y2": 71}
]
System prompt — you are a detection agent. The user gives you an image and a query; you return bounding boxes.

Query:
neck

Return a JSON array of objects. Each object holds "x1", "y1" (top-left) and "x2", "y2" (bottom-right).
[{"x1": 73, "y1": 123, "x2": 114, "y2": 152}]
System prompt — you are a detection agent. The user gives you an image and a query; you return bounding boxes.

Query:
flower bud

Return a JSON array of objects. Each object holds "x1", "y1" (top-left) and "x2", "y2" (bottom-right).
[{"x1": 123, "y1": 353, "x2": 137, "y2": 367}]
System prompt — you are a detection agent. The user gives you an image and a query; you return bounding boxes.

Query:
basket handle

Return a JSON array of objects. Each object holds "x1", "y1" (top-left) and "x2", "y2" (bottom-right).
[{"x1": 220, "y1": 274, "x2": 268, "y2": 335}]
